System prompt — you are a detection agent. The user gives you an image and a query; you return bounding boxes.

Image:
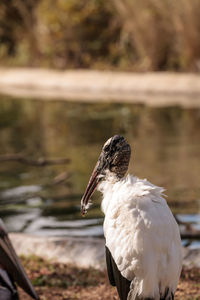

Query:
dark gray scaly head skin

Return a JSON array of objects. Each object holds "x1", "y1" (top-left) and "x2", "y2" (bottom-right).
[{"x1": 81, "y1": 135, "x2": 131, "y2": 215}]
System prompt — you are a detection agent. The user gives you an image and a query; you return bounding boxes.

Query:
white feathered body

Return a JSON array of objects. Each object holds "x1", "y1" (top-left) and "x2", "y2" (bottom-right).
[{"x1": 98, "y1": 174, "x2": 182, "y2": 300}]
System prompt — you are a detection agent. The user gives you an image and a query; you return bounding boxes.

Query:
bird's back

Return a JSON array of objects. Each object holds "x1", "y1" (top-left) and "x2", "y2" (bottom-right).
[
  {"x1": 0, "y1": 219, "x2": 39, "y2": 300},
  {"x1": 99, "y1": 175, "x2": 182, "y2": 300},
  {"x1": 0, "y1": 269, "x2": 19, "y2": 300}
]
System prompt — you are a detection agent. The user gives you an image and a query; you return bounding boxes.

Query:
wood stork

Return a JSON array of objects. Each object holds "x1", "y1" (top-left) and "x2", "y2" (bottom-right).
[
  {"x1": 81, "y1": 135, "x2": 182, "y2": 300},
  {"x1": 0, "y1": 218, "x2": 39, "y2": 299}
]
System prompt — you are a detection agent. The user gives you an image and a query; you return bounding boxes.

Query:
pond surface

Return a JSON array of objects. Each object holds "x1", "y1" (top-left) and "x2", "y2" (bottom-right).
[{"x1": 0, "y1": 96, "x2": 200, "y2": 247}]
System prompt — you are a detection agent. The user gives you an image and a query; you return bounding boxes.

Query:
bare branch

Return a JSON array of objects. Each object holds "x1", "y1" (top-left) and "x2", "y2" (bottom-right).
[{"x1": 0, "y1": 153, "x2": 70, "y2": 166}]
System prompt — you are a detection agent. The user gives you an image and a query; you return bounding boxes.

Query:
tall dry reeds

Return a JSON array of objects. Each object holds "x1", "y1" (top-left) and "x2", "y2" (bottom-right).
[
  {"x1": 112, "y1": 0, "x2": 200, "y2": 71},
  {"x1": 1, "y1": 0, "x2": 200, "y2": 71}
]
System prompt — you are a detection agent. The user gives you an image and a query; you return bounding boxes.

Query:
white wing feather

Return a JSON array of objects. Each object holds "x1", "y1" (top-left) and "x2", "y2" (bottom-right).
[{"x1": 98, "y1": 174, "x2": 182, "y2": 299}]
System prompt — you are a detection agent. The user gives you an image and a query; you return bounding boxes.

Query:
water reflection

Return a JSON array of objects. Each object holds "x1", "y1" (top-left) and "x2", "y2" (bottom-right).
[{"x1": 0, "y1": 96, "x2": 200, "y2": 239}]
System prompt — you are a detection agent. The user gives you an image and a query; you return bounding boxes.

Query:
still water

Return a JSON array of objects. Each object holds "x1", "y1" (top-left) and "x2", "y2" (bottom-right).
[{"x1": 0, "y1": 96, "x2": 199, "y2": 246}]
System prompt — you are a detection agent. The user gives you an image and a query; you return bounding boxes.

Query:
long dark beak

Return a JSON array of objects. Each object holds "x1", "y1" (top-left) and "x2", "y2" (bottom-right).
[
  {"x1": 0, "y1": 220, "x2": 40, "y2": 299},
  {"x1": 81, "y1": 160, "x2": 104, "y2": 216}
]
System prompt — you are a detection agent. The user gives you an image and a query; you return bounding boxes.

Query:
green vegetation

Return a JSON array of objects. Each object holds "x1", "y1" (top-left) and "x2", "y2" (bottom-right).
[{"x1": 1, "y1": 0, "x2": 200, "y2": 71}]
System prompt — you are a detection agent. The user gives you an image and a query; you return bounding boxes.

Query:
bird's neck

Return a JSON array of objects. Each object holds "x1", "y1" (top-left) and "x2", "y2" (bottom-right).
[
  {"x1": 97, "y1": 171, "x2": 126, "y2": 215},
  {"x1": 98, "y1": 170, "x2": 121, "y2": 190}
]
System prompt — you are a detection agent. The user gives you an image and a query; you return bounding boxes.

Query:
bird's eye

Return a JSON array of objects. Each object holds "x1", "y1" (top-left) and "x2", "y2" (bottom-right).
[{"x1": 104, "y1": 145, "x2": 110, "y2": 152}]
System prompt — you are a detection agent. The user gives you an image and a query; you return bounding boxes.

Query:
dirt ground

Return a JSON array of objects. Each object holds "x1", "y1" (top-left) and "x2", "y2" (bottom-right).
[{"x1": 18, "y1": 256, "x2": 200, "y2": 300}]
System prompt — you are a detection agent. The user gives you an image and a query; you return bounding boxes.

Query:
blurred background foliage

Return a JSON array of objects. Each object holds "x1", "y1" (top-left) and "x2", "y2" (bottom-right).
[{"x1": 1, "y1": 0, "x2": 200, "y2": 71}]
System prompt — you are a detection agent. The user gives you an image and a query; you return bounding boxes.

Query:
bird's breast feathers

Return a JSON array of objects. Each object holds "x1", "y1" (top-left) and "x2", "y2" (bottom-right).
[{"x1": 98, "y1": 174, "x2": 182, "y2": 299}]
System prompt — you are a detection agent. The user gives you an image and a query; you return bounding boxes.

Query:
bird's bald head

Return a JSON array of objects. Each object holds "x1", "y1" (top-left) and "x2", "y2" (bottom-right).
[
  {"x1": 98, "y1": 135, "x2": 131, "y2": 179},
  {"x1": 81, "y1": 135, "x2": 131, "y2": 215}
]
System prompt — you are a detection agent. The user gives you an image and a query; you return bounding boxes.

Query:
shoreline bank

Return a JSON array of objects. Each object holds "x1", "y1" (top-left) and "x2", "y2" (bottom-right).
[
  {"x1": 10, "y1": 233, "x2": 200, "y2": 269},
  {"x1": 0, "y1": 68, "x2": 200, "y2": 107}
]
